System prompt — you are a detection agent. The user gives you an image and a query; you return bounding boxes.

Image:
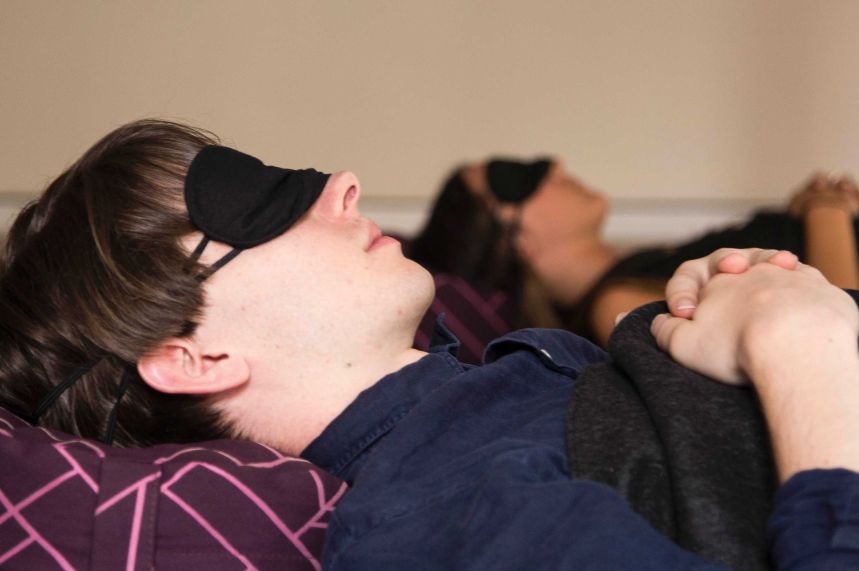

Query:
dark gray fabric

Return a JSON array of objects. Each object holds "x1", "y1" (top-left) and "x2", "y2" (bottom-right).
[{"x1": 566, "y1": 301, "x2": 776, "y2": 571}]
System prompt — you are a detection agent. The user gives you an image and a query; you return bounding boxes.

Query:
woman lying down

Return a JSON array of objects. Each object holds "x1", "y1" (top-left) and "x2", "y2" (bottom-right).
[{"x1": 0, "y1": 119, "x2": 857, "y2": 570}]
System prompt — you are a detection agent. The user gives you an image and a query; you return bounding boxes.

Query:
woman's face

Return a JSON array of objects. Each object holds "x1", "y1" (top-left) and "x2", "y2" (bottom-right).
[
  {"x1": 515, "y1": 161, "x2": 608, "y2": 255},
  {"x1": 462, "y1": 159, "x2": 608, "y2": 259}
]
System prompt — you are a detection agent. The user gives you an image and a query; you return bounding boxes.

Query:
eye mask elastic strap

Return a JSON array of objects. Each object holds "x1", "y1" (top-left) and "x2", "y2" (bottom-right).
[
  {"x1": 102, "y1": 366, "x2": 134, "y2": 445},
  {"x1": 189, "y1": 235, "x2": 243, "y2": 282},
  {"x1": 29, "y1": 358, "x2": 102, "y2": 423},
  {"x1": 27, "y1": 236, "x2": 239, "y2": 437},
  {"x1": 189, "y1": 236, "x2": 210, "y2": 263}
]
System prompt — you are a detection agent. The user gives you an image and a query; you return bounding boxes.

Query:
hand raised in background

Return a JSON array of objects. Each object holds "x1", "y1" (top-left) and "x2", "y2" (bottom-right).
[{"x1": 787, "y1": 171, "x2": 859, "y2": 217}]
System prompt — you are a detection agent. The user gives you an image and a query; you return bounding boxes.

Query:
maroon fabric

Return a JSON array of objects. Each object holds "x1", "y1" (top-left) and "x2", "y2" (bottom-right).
[
  {"x1": 414, "y1": 273, "x2": 516, "y2": 364},
  {"x1": 0, "y1": 407, "x2": 346, "y2": 570}
]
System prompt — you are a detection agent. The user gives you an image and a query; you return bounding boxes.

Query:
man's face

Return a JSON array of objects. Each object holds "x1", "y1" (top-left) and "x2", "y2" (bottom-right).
[{"x1": 195, "y1": 170, "x2": 434, "y2": 368}]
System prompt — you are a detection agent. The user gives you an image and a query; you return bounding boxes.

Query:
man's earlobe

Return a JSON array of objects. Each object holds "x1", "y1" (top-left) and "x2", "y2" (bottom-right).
[{"x1": 137, "y1": 339, "x2": 250, "y2": 395}]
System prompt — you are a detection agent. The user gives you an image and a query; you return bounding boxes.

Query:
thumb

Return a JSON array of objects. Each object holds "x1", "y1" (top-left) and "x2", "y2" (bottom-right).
[{"x1": 650, "y1": 312, "x2": 691, "y2": 355}]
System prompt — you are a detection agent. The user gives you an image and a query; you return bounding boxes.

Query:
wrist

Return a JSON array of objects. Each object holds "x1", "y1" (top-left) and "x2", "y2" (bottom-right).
[
  {"x1": 803, "y1": 196, "x2": 855, "y2": 216},
  {"x1": 740, "y1": 312, "x2": 858, "y2": 389},
  {"x1": 748, "y1": 337, "x2": 859, "y2": 480}
]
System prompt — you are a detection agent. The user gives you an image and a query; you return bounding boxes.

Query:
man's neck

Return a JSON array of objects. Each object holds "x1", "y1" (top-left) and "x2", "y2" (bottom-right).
[
  {"x1": 308, "y1": 344, "x2": 428, "y2": 451},
  {"x1": 230, "y1": 336, "x2": 427, "y2": 456}
]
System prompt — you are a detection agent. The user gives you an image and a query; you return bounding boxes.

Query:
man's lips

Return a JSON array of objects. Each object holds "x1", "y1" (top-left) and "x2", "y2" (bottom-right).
[
  {"x1": 366, "y1": 222, "x2": 399, "y2": 251},
  {"x1": 367, "y1": 222, "x2": 382, "y2": 250}
]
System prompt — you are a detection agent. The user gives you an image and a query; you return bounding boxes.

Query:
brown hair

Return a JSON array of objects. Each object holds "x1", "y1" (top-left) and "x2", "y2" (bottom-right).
[
  {"x1": 0, "y1": 119, "x2": 235, "y2": 446},
  {"x1": 407, "y1": 167, "x2": 561, "y2": 329},
  {"x1": 408, "y1": 168, "x2": 523, "y2": 291}
]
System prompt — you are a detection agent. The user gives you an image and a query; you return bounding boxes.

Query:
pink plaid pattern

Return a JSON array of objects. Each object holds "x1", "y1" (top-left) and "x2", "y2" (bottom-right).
[{"x1": 0, "y1": 408, "x2": 346, "y2": 570}]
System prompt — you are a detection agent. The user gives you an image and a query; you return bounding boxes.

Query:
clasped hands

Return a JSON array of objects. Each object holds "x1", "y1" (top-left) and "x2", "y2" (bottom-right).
[{"x1": 644, "y1": 248, "x2": 859, "y2": 385}]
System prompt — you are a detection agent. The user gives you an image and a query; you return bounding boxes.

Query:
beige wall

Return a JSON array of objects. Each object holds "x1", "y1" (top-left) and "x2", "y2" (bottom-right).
[{"x1": 2, "y1": 1, "x2": 859, "y2": 216}]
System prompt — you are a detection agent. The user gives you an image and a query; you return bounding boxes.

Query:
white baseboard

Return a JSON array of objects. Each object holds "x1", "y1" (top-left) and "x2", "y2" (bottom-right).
[
  {"x1": 601, "y1": 198, "x2": 773, "y2": 249},
  {"x1": 360, "y1": 196, "x2": 775, "y2": 250}
]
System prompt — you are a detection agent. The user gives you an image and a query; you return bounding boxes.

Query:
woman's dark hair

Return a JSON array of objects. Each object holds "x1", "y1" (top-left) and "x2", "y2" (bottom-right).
[
  {"x1": 407, "y1": 167, "x2": 561, "y2": 329},
  {"x1": 408, "y1": 167, "x2": 524, "y2": 293},
  {"x1": 0, "y1": 119, "x2": 235, "y2": 446}
]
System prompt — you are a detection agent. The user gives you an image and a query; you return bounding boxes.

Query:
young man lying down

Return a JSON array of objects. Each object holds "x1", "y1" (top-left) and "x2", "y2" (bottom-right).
[{"x1": 1, "y1": 119, "x2": 857, "y2": 570}]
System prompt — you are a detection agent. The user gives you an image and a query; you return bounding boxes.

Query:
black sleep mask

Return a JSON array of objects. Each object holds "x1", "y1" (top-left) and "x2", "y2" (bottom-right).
[
  {"x1": 486, "y1": 158, "x2": 552, "y2": 204},
  {"x1": 185, "y1": 145, "x2": 331, "y2": 248}
]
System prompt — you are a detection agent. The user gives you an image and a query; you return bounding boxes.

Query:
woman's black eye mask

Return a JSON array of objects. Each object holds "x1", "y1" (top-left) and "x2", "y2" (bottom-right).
[
  {"x1": 486, "y1": 157, "x2": 552, "y2": 204},
  {"x1": 22, "y1": 145, "x2": 330, "y2": 443}
]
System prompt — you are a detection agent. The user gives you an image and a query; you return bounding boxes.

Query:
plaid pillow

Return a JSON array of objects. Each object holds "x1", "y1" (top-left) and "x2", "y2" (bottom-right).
[{"x1": 0, "y1": 407, "x2": 346, "y2": 570}]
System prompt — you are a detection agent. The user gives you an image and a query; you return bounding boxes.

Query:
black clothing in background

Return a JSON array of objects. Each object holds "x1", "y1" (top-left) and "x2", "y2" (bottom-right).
[{"x1": 565, "y1": 211, "x2": 859, "y2": 343}]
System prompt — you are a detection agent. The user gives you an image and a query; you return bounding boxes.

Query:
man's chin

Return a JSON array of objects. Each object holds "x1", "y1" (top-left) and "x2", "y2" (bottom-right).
[{"x1": 405, "y1": 264, "x2": 436, "y2": 318}]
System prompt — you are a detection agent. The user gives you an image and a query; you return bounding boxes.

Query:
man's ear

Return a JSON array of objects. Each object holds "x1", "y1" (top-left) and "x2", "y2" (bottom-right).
[{"x1": 137, "y1": 338, "x2": 250, "y2": 395}]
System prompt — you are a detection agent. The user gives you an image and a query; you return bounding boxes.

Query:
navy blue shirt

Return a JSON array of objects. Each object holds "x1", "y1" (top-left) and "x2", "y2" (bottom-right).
[{"x1": 303, "y1": 324, "x2": 859, "y2": 570}]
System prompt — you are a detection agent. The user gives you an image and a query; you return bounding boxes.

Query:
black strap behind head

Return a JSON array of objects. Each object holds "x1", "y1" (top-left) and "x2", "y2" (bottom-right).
[
  {"x1": 102, "y1": 366, "x2": 134, "y2": 445},
  {"x1": 29, "y1": 358, "x2": 102, "y2": 424}
]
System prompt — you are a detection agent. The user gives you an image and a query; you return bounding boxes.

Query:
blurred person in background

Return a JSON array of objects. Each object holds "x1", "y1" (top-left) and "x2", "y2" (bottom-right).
[{"x1": 408, "y1": 159, "x2": 859, "y2": 359}]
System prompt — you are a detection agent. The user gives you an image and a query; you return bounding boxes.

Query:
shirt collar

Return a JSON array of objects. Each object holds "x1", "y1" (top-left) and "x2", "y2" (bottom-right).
[
  {"x1": 427, "y1": 313, "x2": 460, "y2": 357},
  {"x1": 301, "y1": 319, "x2": 466, "y2": 479}
]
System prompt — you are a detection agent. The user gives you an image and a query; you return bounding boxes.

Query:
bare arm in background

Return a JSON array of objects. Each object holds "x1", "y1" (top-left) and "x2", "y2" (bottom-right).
[
  {"x1": 789, "y1": 173, "x2": 859, "y2": 290},
  {"x1": 593, "y1": 173, "x2": 859, "y2": 346}
]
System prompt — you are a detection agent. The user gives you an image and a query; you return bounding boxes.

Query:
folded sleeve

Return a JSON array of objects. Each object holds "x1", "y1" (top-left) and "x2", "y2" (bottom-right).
[{"x1": 768, "y1": 468, "x2": 859, "y2": 570}]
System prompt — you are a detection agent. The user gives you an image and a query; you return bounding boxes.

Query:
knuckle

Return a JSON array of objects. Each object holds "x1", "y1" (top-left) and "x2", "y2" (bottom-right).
[
  {"x1": 676, "y1": 259, "x2": 699, "y2": 275},
  {"x1": 747, "y1": 262, "x2": 776, "y2": 275},
  {"x1": 805, "y1": 265, "x2": 824, "y2": 279},
  {"x1": 666, "y1": 330, "x2": 684, "y2": 356},
  {"x1": 757, "y1": 249, "x2": 777, "y2": 262}
]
